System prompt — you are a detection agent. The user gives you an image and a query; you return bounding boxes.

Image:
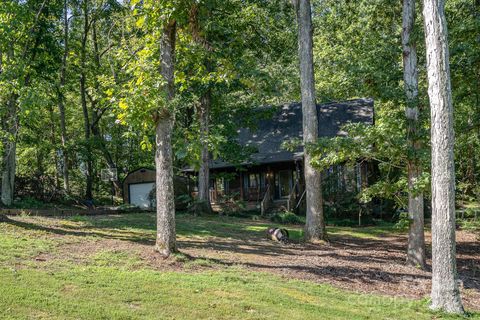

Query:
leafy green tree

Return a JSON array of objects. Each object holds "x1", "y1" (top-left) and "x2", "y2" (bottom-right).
[
  {"x1": 294, "y1": 0, "x2": 327, "y2": 242},
  {"x1": 0, "y1": 0, "x2": 62, "y2": 206},
  {"x1": 308, "y1": 0, "x2": 431, "y2": 222}
]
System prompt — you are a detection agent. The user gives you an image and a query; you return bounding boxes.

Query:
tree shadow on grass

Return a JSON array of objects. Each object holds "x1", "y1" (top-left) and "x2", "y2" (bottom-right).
[
  {"x1": 178, "y1": 235, "x2": 480, "y2": 295},
  {"x1": 2, "y1": 218, "x2": 155, "y2": 245},
  {"x1": 177, "y1": 245, "x2": 431, "y2": 288},
  {"x1": 1, "y1": 214, "x2": 275, "y2": 245},
  {"x1": 3, "y1": 214, "x2": 479, "y2": 296}
]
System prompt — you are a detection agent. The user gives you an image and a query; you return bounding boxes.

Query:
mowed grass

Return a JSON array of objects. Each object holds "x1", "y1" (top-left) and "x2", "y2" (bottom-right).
[{"x1": 0, "y1": 212, "x2": 477, "y2": 320}]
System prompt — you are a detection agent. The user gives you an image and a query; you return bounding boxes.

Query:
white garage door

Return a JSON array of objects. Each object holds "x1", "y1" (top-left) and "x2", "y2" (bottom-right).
[{"x1": 129, "y1": 182, "x2": 155, "y2": 209}]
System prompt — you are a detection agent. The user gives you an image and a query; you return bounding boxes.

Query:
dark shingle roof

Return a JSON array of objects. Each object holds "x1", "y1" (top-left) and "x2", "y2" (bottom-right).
[{"x1": 210, "y1": 98, "x2": 374, "y2": 169}]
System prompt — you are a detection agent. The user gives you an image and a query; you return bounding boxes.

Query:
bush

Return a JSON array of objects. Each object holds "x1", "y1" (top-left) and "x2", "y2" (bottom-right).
[
  {"x1": 216, "y1": 193, "x2": 247, "y2": 216},
  {"x1": 393, "y1": 211, "x2": 410, "y2": 230},
  {"x1": 270, "y1": 211, "x2": 305, "y2": 225},
  {"x1": 13, "y1": 197, "x2": 49, "y2": 209},
  {"x1": 176, "y1": 194, "x2": 193, "y2": 211},
  {"x1": 331, "y1": 219, "x2": 358, "y2": 227},
  {"x1": 458, "y1": 219, "x2": 480, "y2": 232},
  {"x1": 463, "y1": 207, "x2": 479, "y2": 219}
]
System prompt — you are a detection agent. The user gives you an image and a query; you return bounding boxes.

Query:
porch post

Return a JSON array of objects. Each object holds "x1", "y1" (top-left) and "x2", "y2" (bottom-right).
[{"x1": 239, "y1": 172, "x2": 244, "y2": 200}]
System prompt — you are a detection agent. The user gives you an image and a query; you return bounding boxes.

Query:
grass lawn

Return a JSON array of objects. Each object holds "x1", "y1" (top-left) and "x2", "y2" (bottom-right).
[{"x1": 0, "y1": 212, "x2": 477, "y2": 320}]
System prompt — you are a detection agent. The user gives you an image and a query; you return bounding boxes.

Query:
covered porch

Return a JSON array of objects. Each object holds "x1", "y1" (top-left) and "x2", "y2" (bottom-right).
[
  {"x1": 200, "y1": 159, "x2": 369, "y2": 215},
  {"x1": 203, "y1": 160, "x2": 304, "y2": 214}
]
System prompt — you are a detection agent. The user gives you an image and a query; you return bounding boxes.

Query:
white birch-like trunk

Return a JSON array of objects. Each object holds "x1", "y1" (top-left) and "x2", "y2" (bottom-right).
[
  {"x1": 423, "y1": 0, "x2": 464, "y2": 313},
  {"x1": 295, "y1": 0, "x2": 327, "y2": 242},
  {"x1": 155, "y1": 20, "x2": 177, "y2": 257},
  {"x1": 402, "y1": 0, "x2": 426, "y2": 269}
]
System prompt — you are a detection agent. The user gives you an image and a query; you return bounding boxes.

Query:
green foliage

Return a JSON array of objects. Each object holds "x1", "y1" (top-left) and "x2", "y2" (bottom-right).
[
  {"x1": 457, "y1": 219, "x2": 480, "y2": 233},
  {"x1": 394, "y1": 211, "x2": 411, "y2": 231},
  {"x1": 270, "y1": 212, "x2": 305, "y2": 225},
  {"x1": 0, "y1": 0, "x2": 479, "y2": 222},
  {"x1": 12, "y1": 197, "x2": 50, "y2": 209},
  {"x1": 216, "y1": 193, "x2": 247, "y2": 216},
  {"x1": 330, "y1": 219, "x2": 359, "y2": 228},
  {"x1": 309, "y1": 103, "x2": 431, "y2": 211}
]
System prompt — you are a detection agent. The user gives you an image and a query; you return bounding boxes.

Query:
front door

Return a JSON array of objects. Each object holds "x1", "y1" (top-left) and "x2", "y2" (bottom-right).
[{"x1": 278, "y1": 170, "x2": 292, "y2": 198}]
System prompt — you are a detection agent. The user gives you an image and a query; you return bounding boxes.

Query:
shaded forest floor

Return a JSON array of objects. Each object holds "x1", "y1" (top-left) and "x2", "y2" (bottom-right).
[{"x1": 0, "y1": 212, "x2": 478, "y2": 319}]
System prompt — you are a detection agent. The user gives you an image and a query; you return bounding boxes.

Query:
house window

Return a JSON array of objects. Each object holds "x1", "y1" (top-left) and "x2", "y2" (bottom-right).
[{"x1": 248, "y1": 173, "x2": 259, "y2": 188}]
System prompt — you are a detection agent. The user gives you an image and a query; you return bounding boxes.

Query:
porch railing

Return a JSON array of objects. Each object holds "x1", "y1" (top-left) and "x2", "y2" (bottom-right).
[
  {"x1": 295, "y1": 190, "x2": 306, "y2": 210},
  {"x1": 260, "y1": 184, "x2": 272, "y2": 216},
  {"x1": 287, "y1": 181, "x2": 299, "y2": 212},
  {"x1": 209, "y1": 189, "x2": 218, "y2": 203}
]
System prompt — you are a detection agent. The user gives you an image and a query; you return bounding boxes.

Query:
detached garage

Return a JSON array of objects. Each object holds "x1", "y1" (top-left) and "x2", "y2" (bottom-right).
[
  {"x1": 123, "y1": 167, "x2": 191, "y2": 210},
  {"x1": 123, "y1": 168, "x2": 156, "y2": 209}
]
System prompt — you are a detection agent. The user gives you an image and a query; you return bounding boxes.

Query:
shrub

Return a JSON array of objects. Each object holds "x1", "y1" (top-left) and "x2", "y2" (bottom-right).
[
  {"x1": 393, "y1": 211, "x2": 410, "y2": 230},
  {"x1": 463, "y1": 207, "x2": 479, "y2": 219},
  {"x1": 217, "y1": 193, "x2": 247, "y2": 216},
  {"x1": 458, "y1": 219, "x2": 480, "y2": 232},
  {"x1": 332, "y1": 219, "x2": 358, "y2": 227},
  {"x1": 270, "y1": 211, "x2": 305, "y2": 225},
  {"x1": 13, "y1": 197, "x2": 48, "y2": 209}
]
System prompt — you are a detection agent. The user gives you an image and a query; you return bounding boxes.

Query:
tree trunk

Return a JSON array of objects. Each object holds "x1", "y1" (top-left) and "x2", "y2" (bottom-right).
[
  {"x1": 0, "y1": 1, "x2": 46, "y2": 206},
  {"x1": 48, "y1": 105, "x2": 60, "y2": 190},
  {"x1": 423, "y1": 0, "x2": 464, "y2": 313},
  {"x1": 406, "y1": 164, "x2": 426, "y2": 267},
  {"x1": 57, "y1": 0, "x2": 70, "y2": 194},
  {"x1": 155, "y1": 20, "x2": 177, "y2": 257},
  {"x1": 402, "y1": 0, "x2": 426, "y2": 269},
  {"x1": 80, "y1": 0, "x2": 93, "y2": 200},
  {"x1": 196, "y1": 91, "x2": 213, "y2": 215},
  {"x1": 1, "y1": 96, "x2": 17, "y2": 206},
  {"x1": 1, "y1": 138, "x2": 16, "y2": 207},
  {"x1": 294, "y1": 0, "x2": 327, "y2": 242}
]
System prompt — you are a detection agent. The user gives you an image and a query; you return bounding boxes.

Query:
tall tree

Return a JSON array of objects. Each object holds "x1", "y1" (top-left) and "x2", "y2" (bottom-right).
[
  {"x1": 294, "y1": 0, "x2": 327, "y2": 242},
  {"x1": 0, "y1": 0, "x2": 50, "y2": 206},
  {"x1": 1, "y1": 96, "x2": 17, "y2": 206},
  {"x1": 189, "y1": 3, "x2": 213, "y2": 215},
  {"x1": 195, "y1": 89, "x2": 213, "y2": 215},
  {"x1": 155, "y1": 20, "x2": 177, "y2": 257},
  {"x1": 89, "y1": 11, "x2": 123, "y2": 195},
  {"x1": 402, "y1": 0, "x2": 426, "y2": 269},
  {"x1": 79, "y1": 0, "x2": 94, "y2": 200},
  {"x1": 57, "y1": 0, "x2": 70, "y2": 194},
  {"x1": 423, "y1": 0, "x2": 464, "y2": 313}
]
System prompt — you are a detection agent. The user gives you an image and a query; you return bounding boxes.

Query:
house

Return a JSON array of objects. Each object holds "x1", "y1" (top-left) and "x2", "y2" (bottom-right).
[{"x1": 189, "y1": 98, "x2": 374, "y2": 213}]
